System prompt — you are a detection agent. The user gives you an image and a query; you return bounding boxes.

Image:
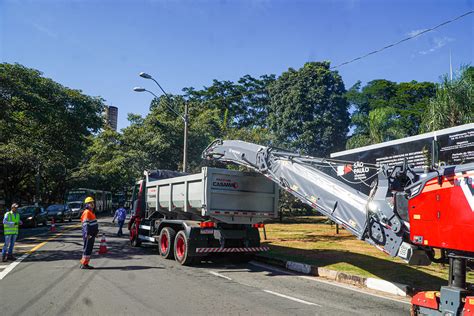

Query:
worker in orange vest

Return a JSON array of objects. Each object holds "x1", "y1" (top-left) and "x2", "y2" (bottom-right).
[{"x1": 80, "y1": 197, "x2": 99, "y2": 269}]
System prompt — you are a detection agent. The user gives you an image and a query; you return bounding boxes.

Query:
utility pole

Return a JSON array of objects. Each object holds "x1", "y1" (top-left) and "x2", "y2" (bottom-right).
[{"x1": 34, "y1": 164, "x2": 40, "y2": 206}]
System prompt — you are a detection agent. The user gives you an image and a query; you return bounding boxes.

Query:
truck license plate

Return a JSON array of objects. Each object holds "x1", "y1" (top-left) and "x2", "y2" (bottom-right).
[{"x1": 200, "y1": 229, "x2": 214, "y2": 235}]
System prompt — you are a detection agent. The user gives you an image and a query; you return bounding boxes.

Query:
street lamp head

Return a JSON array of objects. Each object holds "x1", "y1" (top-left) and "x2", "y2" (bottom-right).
[
  {"x1": 133, "y1": 87, "x2": 146, "y2": 92},
  {"x1": 139, "y1": 72, "x2": 153, "y2": 79}
]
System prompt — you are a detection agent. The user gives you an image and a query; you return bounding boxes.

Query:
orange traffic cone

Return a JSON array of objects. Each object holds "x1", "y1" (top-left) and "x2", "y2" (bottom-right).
[
  {"x1": 98, "y1": 233, "x2": 108, "y2": 254},
  {"x1": 50, "y1": 218, "x2": 56, "y2": 233}
]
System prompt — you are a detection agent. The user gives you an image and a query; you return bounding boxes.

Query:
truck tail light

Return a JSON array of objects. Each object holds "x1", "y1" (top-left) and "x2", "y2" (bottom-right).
[
  {"x1": 200, "y1": 221, "x2": 216, "y2": 228},
  {"x1": 253, "y1": 223, "x2": 265, "y2": 228}
]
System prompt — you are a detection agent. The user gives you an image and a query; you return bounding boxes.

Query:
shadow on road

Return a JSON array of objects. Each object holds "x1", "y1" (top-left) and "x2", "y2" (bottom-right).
[
  {"x1": 23, "y1": 230, "x2": 159, "y2": 264},
  {"x1": 93, "y1": 265, "x2": 163, "y2": 271}
]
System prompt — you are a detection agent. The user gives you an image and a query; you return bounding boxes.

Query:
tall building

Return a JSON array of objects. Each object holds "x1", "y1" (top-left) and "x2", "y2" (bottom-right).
[{"x1": 103, "y1": 105, "x2": 118, "y2": 131}]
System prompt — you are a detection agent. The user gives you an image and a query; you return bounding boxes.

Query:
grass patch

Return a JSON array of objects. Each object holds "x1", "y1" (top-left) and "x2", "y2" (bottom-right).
[{"x1": 259, "y1": 216, "x2": 473, "y2": 290}]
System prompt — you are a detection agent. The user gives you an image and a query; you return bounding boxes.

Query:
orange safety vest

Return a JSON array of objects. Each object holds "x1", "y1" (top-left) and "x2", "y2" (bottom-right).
[{"x1": 81, "y1": 209, "x2": 97, "y2": 223}]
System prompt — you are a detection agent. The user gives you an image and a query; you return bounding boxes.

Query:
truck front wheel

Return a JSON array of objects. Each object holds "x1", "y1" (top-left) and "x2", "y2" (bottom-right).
[
  {"x1": 130, "y1": 223, "x2": 142, "y2": 247},
  {"x1": 159, "y1": 227, "x2": 176, "y2": 259},
  {"x1": 174, "y1": 230, "x2": 194, "y2": 266}
]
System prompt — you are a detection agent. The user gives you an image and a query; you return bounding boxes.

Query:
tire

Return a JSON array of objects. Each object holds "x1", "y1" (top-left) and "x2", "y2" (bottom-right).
[
  {"x1": 131, "y1": 235, "x2": 142, "y2": 247},
  {"x1": 158, "y1": 227, "x2": 176, "y2": 259},
  {"x1": 130, "y1": 223, "x2": 142, "y2": 247},
  {"x1": 174, "y1": 230, "x2": 195, "y2": 266}
]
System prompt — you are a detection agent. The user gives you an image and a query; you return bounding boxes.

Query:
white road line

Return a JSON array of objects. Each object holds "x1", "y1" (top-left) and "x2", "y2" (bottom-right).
[
  {"x1": 208, "y1": 271, "x2": 232, "y2": 281},
  {"x1": 263, "y1": 290, "x2": 321, "y2": 306},
  {"x1": 0, "y1": 253, "x2": 29, "y2": 280},
  {"x1": 249, "y1": 261, "x2": 410, "y2": 306}
]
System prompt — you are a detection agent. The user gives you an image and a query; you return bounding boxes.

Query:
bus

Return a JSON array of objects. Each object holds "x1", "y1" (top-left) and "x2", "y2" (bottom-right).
[{"x1": 66, "y1": 188, "x2": 112, "y2": 215}]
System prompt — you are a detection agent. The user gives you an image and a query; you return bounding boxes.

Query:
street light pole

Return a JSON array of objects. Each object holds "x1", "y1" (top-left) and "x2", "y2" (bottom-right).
[
  {"x1": 134, "y1": 73, "x2": 189, "y2": 173},
  {"x1": 183, "y1": 102, "x2": 188, "y2": 173}
]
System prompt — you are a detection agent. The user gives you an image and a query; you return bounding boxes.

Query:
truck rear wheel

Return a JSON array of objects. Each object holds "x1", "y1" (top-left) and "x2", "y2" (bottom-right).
[
  {"x1": 159, "y1": 227, "x2": 176, "y2": 259},
  {"x1": 174, "y1": 230, "x2": 194, "y2": 266}
]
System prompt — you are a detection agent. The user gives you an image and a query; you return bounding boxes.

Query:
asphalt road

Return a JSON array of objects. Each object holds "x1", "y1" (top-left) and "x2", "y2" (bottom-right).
[{"x1": 0, "y1": 217, "x2": 411, "y2": 315}]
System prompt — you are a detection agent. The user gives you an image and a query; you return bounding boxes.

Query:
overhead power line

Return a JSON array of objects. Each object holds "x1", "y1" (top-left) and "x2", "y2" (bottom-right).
[{"x1": 331, "y1": 10, "x2": 474, "y2": 69}]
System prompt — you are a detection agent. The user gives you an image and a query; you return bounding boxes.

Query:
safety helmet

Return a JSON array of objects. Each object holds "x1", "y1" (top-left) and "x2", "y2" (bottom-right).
[{"x1": 84, "y1": 197, "x2": 95, "y2": 204}]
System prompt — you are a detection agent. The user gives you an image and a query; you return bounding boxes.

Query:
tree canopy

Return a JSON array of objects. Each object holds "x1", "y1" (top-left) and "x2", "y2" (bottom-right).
[
  {"x1": 1, "y1": 61, "x2": 471, "y2": 211},
  {"x1": 0, "y1": 63, "x2": 104, "y2": 205},
  {"x1": 346, "y1": 79, "x2": 436, "y2": 149},
  {"x1": 267, "y1": 61, "x2": 350, "y2": 156}
]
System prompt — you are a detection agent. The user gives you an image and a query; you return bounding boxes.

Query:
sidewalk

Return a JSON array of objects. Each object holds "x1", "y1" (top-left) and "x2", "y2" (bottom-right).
[{"x1": 258, "y1": 216, "x2": 464, "y2": 295}]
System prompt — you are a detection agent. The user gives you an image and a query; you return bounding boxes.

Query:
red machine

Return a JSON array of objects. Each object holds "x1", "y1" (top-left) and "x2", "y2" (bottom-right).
[
  {"x1": 408, "y1": 168, "x2": 474, "y2": 315},
  {"x1": 409, "y1": 170, "x2": 474, "y2": 253}
]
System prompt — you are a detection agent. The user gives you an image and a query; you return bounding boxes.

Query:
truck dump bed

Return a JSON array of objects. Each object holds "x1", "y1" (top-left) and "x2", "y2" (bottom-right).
[{"x1": 145, "y1": 167, "x2": 279, "y2": 225}]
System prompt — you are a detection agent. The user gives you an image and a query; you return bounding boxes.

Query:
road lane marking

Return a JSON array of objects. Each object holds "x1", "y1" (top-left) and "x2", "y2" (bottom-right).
[
  {"x1": 249, "y1": 261, "x2": 410, "y2": 306},
  {"x1": 208, "y1": 271, "x2": 232, "y2": 280},
  {"x1": 0, "y1": 224, "x2": 81, "y2": 281},
  {"x1": 263, "y1": 290, "x2": 321, "y2": 306},
  {"x1": 0, "y1": 253, "x2": 28, "y2": 280}
]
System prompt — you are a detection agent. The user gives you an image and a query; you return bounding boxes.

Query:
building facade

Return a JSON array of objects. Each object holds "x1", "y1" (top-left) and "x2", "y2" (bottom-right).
[{"x1": 104, "y1": 105, "x2": 118, "y2": 131}]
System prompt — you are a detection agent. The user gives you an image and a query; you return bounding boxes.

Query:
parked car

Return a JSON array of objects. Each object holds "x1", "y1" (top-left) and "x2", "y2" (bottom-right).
[
  {"x1": 67, "y1": 202, "x2": 83, "y2": 219},
  {"x1": 46, "y1": 204, "x2": 73, "y2": 222},
  {"x1": 18, "y1": 206, "x2": 48, "y2": 228}
]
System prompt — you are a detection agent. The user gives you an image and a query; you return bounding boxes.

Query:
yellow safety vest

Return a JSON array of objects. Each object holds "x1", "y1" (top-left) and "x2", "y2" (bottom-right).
[{"x1": 3, "y1": 211, "x2": 20, "y2": 235}]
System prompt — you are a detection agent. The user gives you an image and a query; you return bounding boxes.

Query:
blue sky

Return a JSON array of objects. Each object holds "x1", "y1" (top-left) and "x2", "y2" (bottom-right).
[{"x1": 1, "y1": 0, "x2": 473, "y2": 130}]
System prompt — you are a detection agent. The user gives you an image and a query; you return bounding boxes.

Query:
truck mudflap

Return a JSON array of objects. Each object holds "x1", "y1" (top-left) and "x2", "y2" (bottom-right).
[{"x1": 195, "y1": 246, "x2": 269, "y2": 253}]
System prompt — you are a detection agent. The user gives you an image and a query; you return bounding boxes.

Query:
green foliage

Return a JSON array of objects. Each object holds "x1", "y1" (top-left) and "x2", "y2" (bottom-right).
[
  {"x1": 5, "y1": 61, "x2": 468, "y2": 210},
  {"x1": 346, "y1": 79, "x2": 436, "y2": 149},
  {"x1": 422, "y1": 66, "x2": 474, "y2": 132},
  {"x1": 183, "y1": 74, "x2": 275, "y2": 129},
  {"x1": 267, "y1": 62, "x2": 350, "y2": 156},
  {"x1": 0, "y1": 63, "x2": 104, "y2": 205}
]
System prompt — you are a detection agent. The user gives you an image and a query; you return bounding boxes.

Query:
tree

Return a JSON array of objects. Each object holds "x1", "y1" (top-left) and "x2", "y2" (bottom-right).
[
  {"x1": 0, "y1": 63, "x2": 104, "y2": 206},
  {"x1": 267, "y1": 61, "x2": 350, "y2": 156},
  {"x1": 346, "y1": 79, "x2": 436, "y2": 149},
  {"x1": 183, "y1": 74, "x2": 275, "y2": 129},
  {"x1": 422, "y1": 66, "x2": 474, "y2": 132}
]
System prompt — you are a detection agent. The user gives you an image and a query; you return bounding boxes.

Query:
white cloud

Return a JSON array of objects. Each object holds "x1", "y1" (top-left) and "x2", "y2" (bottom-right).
[
  {"x1": 419, "y1": 36, "x2": 455, "y2": 55},
  {"x1": 31, "y1": 22, "x2": 58, "y2": 39},
  {"x1": 407, "y1": 29, "x2": 429, "y2": 37}
]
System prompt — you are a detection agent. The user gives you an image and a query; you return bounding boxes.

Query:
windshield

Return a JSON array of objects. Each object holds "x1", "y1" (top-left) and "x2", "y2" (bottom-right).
[
  {"x1": 66, "y1": 191, "x2": 87, "y2": 202},
  {"x1": 68, "y1": 202, "x2": 82, "y2": 209},
  {"x1": 47, "y1": 205, "x2": 64, "y2": 212},
  {"x1": 18, "y1": 207, "x2": 36, "y2": 214}
]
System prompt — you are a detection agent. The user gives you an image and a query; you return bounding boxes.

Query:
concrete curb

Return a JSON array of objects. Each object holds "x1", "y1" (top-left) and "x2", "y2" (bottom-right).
[{"x1": 255, "y1": 254, "x2": 411, "y2": 297}]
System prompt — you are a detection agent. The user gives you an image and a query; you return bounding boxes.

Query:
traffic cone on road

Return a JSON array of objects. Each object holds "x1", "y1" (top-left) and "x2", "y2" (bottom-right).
[
  {"x1": 50, "y1": 218, "x2": 56, "y2": 233},
  {"x1": 98, "y1": 233, "x2": 108, "y2": 254}
]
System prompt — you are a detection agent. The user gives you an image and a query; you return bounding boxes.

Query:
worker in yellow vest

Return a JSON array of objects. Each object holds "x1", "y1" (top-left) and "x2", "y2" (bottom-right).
[{"x1": 2, "y1": 203, "x2": 22, "y2": 262}]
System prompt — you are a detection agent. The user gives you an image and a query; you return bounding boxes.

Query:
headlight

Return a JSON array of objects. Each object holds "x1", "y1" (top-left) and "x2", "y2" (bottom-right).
[
  {"x1": 27, "y1": 216, "x2": 33, "y2": 220},
  {"x1": 57, "y1": 212, "x2": 62, "y2": 215}
]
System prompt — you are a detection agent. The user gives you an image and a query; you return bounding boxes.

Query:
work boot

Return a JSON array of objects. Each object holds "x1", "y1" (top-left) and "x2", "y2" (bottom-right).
[
  {"x1": 1, "y1": 255, "x2": 6, "y2": 262},
  {"x1": 7, "y1": 255, "x2": 16, "y2": 261},
  {"x1": 80, "y1": 264, "x2": 94, "y2": 270}
]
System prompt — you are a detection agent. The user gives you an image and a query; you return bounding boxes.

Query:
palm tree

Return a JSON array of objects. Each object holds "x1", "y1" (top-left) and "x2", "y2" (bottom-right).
[{"x1": 422, "y1": 66, "x2": 474, "y2": 132}]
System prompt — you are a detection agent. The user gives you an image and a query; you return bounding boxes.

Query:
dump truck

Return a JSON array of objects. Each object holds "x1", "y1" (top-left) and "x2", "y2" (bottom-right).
[{"x1": 128, "y1": 167, "x2": 279, "y2": 265}]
